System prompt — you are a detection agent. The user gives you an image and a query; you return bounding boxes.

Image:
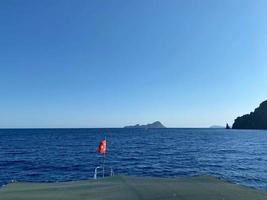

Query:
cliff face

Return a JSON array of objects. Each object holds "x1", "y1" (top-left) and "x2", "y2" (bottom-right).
[
  {"x1": 232, "y1": 100, "x2": 267, "y2": 129},
  {"x1": 124, "y1": 121, "x2": 166, "y2": 128}
]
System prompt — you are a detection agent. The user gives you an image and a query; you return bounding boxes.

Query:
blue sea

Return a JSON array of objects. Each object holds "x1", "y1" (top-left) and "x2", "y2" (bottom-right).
[{"x1": 0, "y1": 128, "x2": 267, "y2": 190}]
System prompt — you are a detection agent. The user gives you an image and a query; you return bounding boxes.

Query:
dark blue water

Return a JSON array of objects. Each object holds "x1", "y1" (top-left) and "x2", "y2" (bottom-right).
[{"x1": 0, "y1": 128, "x2": 267, "y2": 190}]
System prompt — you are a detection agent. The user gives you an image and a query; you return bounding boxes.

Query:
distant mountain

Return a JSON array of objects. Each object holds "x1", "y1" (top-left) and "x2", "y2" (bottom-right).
[
  {"x1": 209, "y1": 125, "x2": 224, "y2": 129},
  {"x1": 232, "y1": 100, "x2": 267, "y2": 129},
  {"x1": 124, "y1": 121, "x2": 166, "y2": 129}
]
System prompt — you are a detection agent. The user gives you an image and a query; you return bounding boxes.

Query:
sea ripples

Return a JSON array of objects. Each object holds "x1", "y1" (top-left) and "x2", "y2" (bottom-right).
[{"x1": 1, "y1": 128, "x2": 267, "y2": 190}]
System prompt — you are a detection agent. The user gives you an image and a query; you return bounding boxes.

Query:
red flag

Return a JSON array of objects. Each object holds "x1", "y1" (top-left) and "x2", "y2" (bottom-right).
[{"x1": 97, "y1": 139, "x2": 106, "y2": 154}]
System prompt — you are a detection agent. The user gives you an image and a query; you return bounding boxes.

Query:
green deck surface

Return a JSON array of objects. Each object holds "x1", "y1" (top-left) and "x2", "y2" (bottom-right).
[{"x1": 0, "y1": 176, "x2": 267, "y2": 200}]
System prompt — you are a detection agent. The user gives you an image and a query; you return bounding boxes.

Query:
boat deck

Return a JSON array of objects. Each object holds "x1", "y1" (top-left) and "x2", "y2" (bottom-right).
[{"x1": 1, "y1": 176, "x2": 267, "y2": 200}]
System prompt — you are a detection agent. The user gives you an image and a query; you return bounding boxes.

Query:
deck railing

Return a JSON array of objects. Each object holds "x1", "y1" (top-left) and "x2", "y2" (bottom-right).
[{"x1": 93, "y1": 166, "x2": 114, "y2": 179}]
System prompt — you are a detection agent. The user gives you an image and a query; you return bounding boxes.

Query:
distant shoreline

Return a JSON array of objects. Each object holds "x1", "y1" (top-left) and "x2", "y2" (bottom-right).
[{"x1": 1, "y1": 127, "x2": 264, "y2": 130}]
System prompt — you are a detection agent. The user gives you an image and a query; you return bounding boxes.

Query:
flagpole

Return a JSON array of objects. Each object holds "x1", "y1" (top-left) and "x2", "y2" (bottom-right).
[
  {"x1": 102, "y1": 137, "x2": 106, "y2": 178},
  {"x1": 102, "y1": 151, "x2": 105, "y2": 178}
]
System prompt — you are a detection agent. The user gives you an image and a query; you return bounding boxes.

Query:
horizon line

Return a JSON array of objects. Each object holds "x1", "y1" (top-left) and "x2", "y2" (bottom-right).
[{"x1": 0, "y1": 127, "x2": 219, "y2": 129}]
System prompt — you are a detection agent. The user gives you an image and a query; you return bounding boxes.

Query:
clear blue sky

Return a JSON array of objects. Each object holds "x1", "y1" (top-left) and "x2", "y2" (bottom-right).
[{"x1": 1, "y1": 0, "x2": 267, "y2": 128}]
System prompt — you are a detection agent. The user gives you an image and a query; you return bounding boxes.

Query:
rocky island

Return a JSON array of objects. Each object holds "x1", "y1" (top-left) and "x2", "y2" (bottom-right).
[
  {"x1": 124, "y1": 121, "x2": 166, "y2": 128},
  {"x1": 233, "y1": 100, "x2": 267, "y2": 129}
]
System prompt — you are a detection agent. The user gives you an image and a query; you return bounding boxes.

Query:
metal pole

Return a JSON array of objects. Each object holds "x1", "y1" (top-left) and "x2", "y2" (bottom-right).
[
  {"x1": 102, "y1": 137, "x2": 106, "y2": 178},
  {"x1": 94, "y1": 166, "x2": 100, "y2": 179},
  {"x1": 102, "y1": 152, "x2": 105, "y2": 178}
]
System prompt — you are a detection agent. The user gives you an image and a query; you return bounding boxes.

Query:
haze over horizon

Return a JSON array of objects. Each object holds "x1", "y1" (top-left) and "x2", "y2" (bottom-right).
[{"x1": 1, "y1": 0, "x2": 267, "y2": 128}]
